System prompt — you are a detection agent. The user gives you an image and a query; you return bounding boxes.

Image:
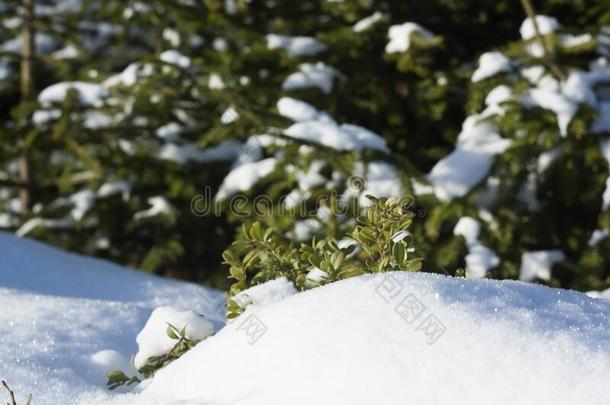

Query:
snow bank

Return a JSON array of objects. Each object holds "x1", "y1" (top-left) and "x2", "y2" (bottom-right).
[
  {"x1": 0, "y1": 232, "x2": 224, "y2": 404},
  {"x1": 0, "y1": 231, "x2": 223, "y2": 312},
  {"x1": 137, "y1": 272, "x2": 610, "y2": 405}
]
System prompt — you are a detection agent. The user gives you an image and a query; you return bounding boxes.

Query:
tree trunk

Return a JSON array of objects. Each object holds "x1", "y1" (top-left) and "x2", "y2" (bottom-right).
[{"x1": 19, "y1": 0, "x2": 35, "y2": 214}]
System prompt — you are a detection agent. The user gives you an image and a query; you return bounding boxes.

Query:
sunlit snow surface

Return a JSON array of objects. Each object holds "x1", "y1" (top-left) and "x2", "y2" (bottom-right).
[
  {"x1": 1, "y1": 235, "x2": 610, "y2": 405},
  {"x1": 139, "y1": 272, "x2": 610, "y2": 405},
  {"x1": 0, "y1": 232, "x2": 225, "y2": 404}
]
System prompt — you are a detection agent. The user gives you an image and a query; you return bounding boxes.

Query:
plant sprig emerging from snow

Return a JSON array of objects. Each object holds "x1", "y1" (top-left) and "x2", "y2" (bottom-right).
[
  {"x1": 106, "y1": 323, "x2": 202, "y2": 389},
  {"x1": 223, "y1": 196, "x2": 422, "y2": 319}
]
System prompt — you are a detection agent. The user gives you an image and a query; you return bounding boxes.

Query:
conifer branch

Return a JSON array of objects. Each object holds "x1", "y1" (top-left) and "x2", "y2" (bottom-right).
[
  {"x1": 18, "y1": 0, "x2": 36, "y2": 215},
  {"x1": 519, "y1": 0, "x2": 566, "y2": 81}
]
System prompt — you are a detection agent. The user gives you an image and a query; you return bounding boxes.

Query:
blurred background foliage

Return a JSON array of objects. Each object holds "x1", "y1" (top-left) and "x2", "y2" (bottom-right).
[{"x1": 0, "y1": 0, "x2": 609, "y2": 292}]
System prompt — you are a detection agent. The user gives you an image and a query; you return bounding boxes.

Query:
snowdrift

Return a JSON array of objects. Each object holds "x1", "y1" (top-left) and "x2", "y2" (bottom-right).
[
  {"x1": 1, "y1": 232, "x2": 609, "y2": 404},
  {"x1": 137, "y1": 272, "x2": 610, "y2": 405},
  {"x1": 0, "y1": 232, "x2": 224, "y2": 404}
]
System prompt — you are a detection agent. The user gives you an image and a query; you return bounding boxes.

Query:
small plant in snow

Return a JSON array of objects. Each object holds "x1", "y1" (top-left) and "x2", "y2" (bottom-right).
[
  {"x1": 223, "y1": 196, "x2": 422, "y2": 319},
  {"x1": 107, "y1": 323, "x2": 205, "y2": 389}
]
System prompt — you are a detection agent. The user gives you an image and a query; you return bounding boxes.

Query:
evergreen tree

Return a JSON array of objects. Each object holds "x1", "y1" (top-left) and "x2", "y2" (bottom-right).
[{"x1": 0, "y1": 0, "x2": 608, "y2": 292}]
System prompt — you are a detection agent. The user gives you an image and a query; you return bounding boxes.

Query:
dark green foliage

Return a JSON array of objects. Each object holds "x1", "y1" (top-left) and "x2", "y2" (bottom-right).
[
  {"x1": 224, "y1": 196, "x2": 422, "y2": 318},
  {"x1": 0, "y1": 0, "x2": 609, "y2": 293}
]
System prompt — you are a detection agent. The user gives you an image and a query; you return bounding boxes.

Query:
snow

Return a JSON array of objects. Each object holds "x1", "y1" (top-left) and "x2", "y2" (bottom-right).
[
  {"x1": 0, "y1": 60, "x2": 10, "y2": 81},
  {"x1": 484, "y1": 85, "x2": 512, "y2": 105},
  {"x1": 561, "y1": 33, "x2": 593, "y2": 48},
  {"x1": 453, "y1": 217, "x2": 500, "y2": 278},
  {"x1": 163, "y1": 28, "x2": 181, "y2": 47},
  {"x1": 215, "y1": 157, "x2": 277, "y2": 200},
  {"x1": 352, "y1": 12, "x2": 383, "y2": 33},
  {"x1": 159, "y1": 140, "x2": 242, "y2": 165},
  {"x1": 17, "y1": 188, "x2": 96, "y2": 235},
  {"x1": 155, "y1": 122, "x2": 182, "y2": 141},
  {"x1": 15, "y1": 217, "x2": 75, "y2": 237},
  {"x1": 137, "y1": 272, "x2": 610, "y2": 405},
  {"x1": 600, "y1": 140, "x2": 610, "y2": 210},
  {"x1": 282, "y1": 62, "x2": 339, "y2": 94},
  {"x1": 83, "y1": 111, "x2": 115, "y2": 129},
  {"x1": 266, "y1": 34, "x2": 327, "y2": 56},
  {"x1": 385, "y1": 22, "x2": 433, "y2": 53},
  {"x1": 521, "y1": 86, "x2": 575, "y2": 137},
  {"x1": 35, "y1": 0, "x2": 82, "y2": 16},
  {"x1": 231, "y1": 277, "x2": 298, "y2": 309},
  {"x1": 103, "y1": 63, "x2": 153, "y2": 88},
  {"x1": 133, "y1": 306, "x2": 215, "y2": 369},
  {"x1": 276, "y1": 97, "x2": 330, "y2": 122},
  {"x1": 587, "y1": 288, "x2": 610, "y2": 300},
  {"x1": 471, "y1": 52, "x2": 511, "y2": 82},
  {"x1": 97, "y1": 180, "x2": 131, "y2": 201},
  {"x1": 208, "y1": 73, "x2": 225, "y2": 90},
  {"x1": 52, "y1": 43, "x2": 80, "y2": 59},
  {"x1": 346, "y1": 161, "x2": 404, "y2": 207},
  {"x1": 517, "y1": 62, "x2": 610, "y2": 137},
  {"x1": 284, "y1": 120, "x2": 388, "y2": 152},
  {"x1": 537, "y1": 147, "x2": 561, "y2": 173},
  {"x1": 428, "y1": 107, "x2": 511, "y2": 201},
  {"x1": 3, "y1": 234, "x2": 610, "y2": 404},
  {"x1": 521, "y1": 65, "x2": 546, "y2": 84},
  {"x1": 32, "y1": 109, "x2": 61, "y2": 125},
  {"x1": 67, "y1": 188, "x2": 96, "y2": 221},
  {"x1": 232, "y1": 134, "x2": 282, "y2": 166},
  {"x1": 592, "y1": 102, "x2": 610, "y2": 134},
  {"x1": 159, "y1": 50, "x2": 191, "y2": 68},
  {"x1": 293, "y1": 218, "x2": 322, "y2": 241},
  {"x1": 519, "y1": 15, "x2": 560, "y2": 40},
  {"x1": 38, "y1": 81, "x2": 108, "y2": 107},
  {"x1": 306, "y1": 267, "x2": 330, "y2": 283},
  {"x1": 411, "y1": 178, "x2": 435, "y2": 195},
  {"x1": 89, "y1": 350, "x2": 135, "y2": 385},
  {"x1": 1, "y1": 33, "x2": 57, "y2": 54},
  {"x1": 133, "y1": 196, "x2": 174, "y2": 220},
  {"x1": 588, "y1": 229, "x2": 609, "y2": 246},
  {"x1": 519, "y1": 250, "x2": 566, "y2": 282},
  {"x1": 297, "y1": 160, "x2": 327, "y2": 191},
  {"x1": 0, "y1": 232, "x2": 223, "y2": 404},
  {"x1": 220, "y1": 105, "x2": 239, "y2": 124},
  {"x1": 453, "y1": 216, "x2": 480, "y2": 245}
]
